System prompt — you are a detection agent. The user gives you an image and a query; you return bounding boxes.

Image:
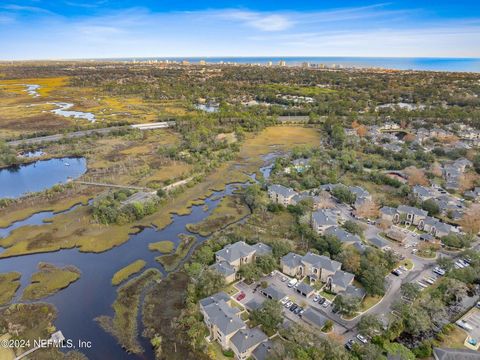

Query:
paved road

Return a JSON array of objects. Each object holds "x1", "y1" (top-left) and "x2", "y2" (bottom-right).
[
  {"x1": 7, "y1": 122, "x2": 175, "y2": 147},
  {"x1": 7, "y1": 126, "x2": 125, "y2": 146}
]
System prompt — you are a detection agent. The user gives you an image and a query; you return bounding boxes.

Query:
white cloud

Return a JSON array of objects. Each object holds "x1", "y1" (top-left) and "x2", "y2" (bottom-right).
[
  {"x1": 221, "y1": 10, "x2": 293, "y2": 31},
  {"x1": 3, "y1": 4, "x2": 54, "y2": 15}
]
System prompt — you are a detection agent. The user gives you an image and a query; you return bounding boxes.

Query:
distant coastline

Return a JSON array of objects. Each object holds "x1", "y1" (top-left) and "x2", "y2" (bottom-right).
[{"x1": 89, "y1": 56, "x2": 480, "y2": 72}]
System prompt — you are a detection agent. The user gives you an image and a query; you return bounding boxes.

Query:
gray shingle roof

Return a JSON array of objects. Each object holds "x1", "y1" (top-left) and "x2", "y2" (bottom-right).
[
  {"x1": 397, "y1": 205, "x2": 428, "y2": 217},
  {"x1": 252, "y1": 340, "x2": 273, "y2": 360},
  {"x1": 268, "y1": 184, "x2": 297, "y2": 198},
  {"x1": 281, "y1": 252, "x2": 303, "y2": 268},
  {"x1": 312, "y1": 209, "x2": 337, "y2": 227},
  {"x1": 251, "y1": 243, "x2": 272, "y2": 256},
  {"x1": 230, "y1": 327, "x2": 268, "y2": 354},
  {"x1": 302, "y1": 252, "x2": 341, "y2": 273},
  {"x1": 261, "y1": 285, "x2": 286, "y2": 300},
  {"x1": 210, "y1": 261, "x2": 236, "y2": 277},
  {"x1": 368, "y1": 236, "x2": 389, "y2": 249},
  {"x1": 349, "y1": 186, "x2": 370, "y2": 199},
  {"x1": 296, "y1": 282, "x2": 314, "y2": 295},
  {"x1": 301, "y1": 308, "x2": 327, "y2": 328},
  {"x1": 330, "y1": 270, "x2": 355, "y2": 289},
  {"x1": 199, "y1": 292, "x2": 231, "y2": 307},
  {"x1": 432, "y1": 347, "x2": 480, "y2": 360},
  {"x1": 380, "y1": 206, "x2": 397, "y2": 216},
  {"x1": 423, "y1": 216, "x2": 455, "y2": 235},
  {"x1": 216, "y1": 241, "x2": 255, "y2": 263},
  {"x1": 341, "y1": 285, "x2": 366, "y2": 299},
  {"x1": 202, "y1": 299, "x2": 245, "y2": 336},
  {"x1": 325, "y1": 226, "x2": 361, "y2": 244}
]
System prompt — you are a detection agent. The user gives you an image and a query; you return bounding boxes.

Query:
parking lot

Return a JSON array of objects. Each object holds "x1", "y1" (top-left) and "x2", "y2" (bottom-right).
[
  {"x1": 458, "y1": 307, "x2": 480, "y2": 348},
  {"x1": 232, "y1": 271, "x2": 349, "y2": 334}
]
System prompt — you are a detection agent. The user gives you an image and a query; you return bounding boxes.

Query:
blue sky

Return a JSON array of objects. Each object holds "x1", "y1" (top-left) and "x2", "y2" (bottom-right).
[{"x1": 1, "y1": 1, "x2": 480, "y2": 60}]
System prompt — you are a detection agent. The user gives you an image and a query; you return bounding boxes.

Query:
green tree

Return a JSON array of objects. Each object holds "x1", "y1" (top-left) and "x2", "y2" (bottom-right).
[
  {"x1": 332, "y1": 186, "x2": 356, "y2": 204},
  {"x1": 195, "y1": 269, "x2": 225, "y2": 298},
  {"x1": 238, "y1": 263, "x2": 262, "y2": 283},
  {"x1": 358, "y1": 314, "x2": 383, "y2": 338},
  {"x1": 342, "y1": 220, "x2": 365, "y2": 237},
  {"x1": 250, "y1": 299, "x2": 283, "y2": 335},
  {"x1": 421, "y1": 199, "x2": 440, "y2": 216},
  {"x1": 332, "y1": 295, "x2": 360, "y2": 316},
  {"x1": 256, "y1": 255, "x2": 277, "y2": 274},
  {"x1": 243, "y1": 184, "x2": 266, "y2": 210},
  {"x1": 400, "y1": 283, "x2": 421, "y2": 301}
]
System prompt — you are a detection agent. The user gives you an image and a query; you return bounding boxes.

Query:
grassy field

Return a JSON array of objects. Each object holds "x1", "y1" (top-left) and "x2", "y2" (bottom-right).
[
  {"x1": 156, "y1": 234, "x2": 196, "y2": 272},
  {"x1": 96, "y1": 268, "x2": 161, "y2": 355},
  {"x1": 0, "y1": 272, "x2": 21, "y2": 305},
  {"x1": 22, "y1": 263, "x2": 81, "y2": 300},
  {"x1": 360, "y1": 295, "x2": 382, "y2": 312},
  {"x1": 111, "y1": 260, "x2": 147, "y2": 286},
  {"x1": 186, "y1": 195, "x2": 250, "y2": 236},
  {"x1": 148, "y1": 240, "x2": 175, "y2": 253},
  {"x1": 437, "y1": 326, "x2": 468, "y2": 349}
]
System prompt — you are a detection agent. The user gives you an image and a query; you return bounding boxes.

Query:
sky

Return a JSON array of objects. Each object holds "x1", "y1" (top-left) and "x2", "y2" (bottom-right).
[{"x1": 1, "y1": 1, "x2": 480, "y2": 60}]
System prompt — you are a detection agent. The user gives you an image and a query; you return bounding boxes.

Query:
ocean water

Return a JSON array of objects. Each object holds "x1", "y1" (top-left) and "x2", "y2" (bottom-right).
[{"x1": 107, "y1": 56, "x2": 480, "y2": 72}]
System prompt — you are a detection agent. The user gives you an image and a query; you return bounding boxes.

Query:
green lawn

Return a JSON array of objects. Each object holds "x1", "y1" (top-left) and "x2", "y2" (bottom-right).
[{"x1": 320, "y1": 291, "x2": 336, "y2": 301}]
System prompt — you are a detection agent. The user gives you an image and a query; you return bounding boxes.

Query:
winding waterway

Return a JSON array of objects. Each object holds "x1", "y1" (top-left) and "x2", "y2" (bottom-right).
[
  {"x1": 49, "y1": 102, "x2": 96, "y2": 123},
  {"x1": 0, "y1": 161, "x2": 274, "y2": 359}
]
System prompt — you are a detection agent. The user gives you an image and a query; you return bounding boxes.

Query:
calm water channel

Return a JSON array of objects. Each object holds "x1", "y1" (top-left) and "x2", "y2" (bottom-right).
[
  {"x1": 0, "y1": 157, "x2": 87, "y2": 199},
  {"x1": 0, "y1": 161, "x2": 274, "y2": 359}
]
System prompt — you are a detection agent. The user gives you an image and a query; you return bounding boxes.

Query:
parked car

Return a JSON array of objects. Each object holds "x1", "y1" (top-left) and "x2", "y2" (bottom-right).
[
  {"x1": 356, "y1": 334, "x2": 368, "y2": 344},
  {"x1": 280, "y1": 297, "x2": 290, "y2": 305},
  {"x1": 288, "y1": 278, "x2": 298, "y2": 288},
  {"x1": 322, "y1": 300, "x2": 330, "y2": 308},
  {"x1": 284, "y1": 301, "x2": 293, "y2": 308},
  {"x1": 236, "y1": 291, "x2": 246, "y2": 301},
  {"x1": 318, "y1": 297, "x2": 326, "y2": 305},
  {"x1": 345, "y1": 339, "x2": 356, "y2": 351},
  {"x1": 313, "y1": 295, "x2": 320, "y2": 302},
  {"x1": 391, "y1": 269, "x2": 401, "y2": 276},
  {"x1": 433, "y1": 267, "x2": 446, "y2": 276},
  {"x1": 290, "y1": 304, "x2": 298, "y2": 312},
  {"x1": 294, "y1": 307, "x2": 303, "y2": 315},
  {"x1": 281, "y1": 276, "x2": 288, "y2": 282},
  {"x1": 456, "y1": 319, "x2": 473, "y2": 331}
]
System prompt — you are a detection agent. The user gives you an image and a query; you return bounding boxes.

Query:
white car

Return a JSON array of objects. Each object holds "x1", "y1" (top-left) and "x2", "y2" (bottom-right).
[
  {"x1": 284, "y1": 301, "x2": 293, "y2": 308},
  {"x1": 313, "y1": 295, "x2": 320, "y2": 302},
  {"x1": 280, "y1": 297, "x2": 290, "y2": 305},
  {"x1": 322, "y1": 300, "x2": 330, "y2": 308},
  {"x1": 281, "y1": 276, "x2": 288, "y2": 282},
  {"x1": 356, "y1": 334, "x2": 368, "y2": 344}
]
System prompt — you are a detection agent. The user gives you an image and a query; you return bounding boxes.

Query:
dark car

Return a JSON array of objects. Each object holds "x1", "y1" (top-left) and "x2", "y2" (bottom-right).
[
  {"x1": 345, "y1": 339, "x2": 356, "y2": 351},
  {"x1": 289, "y1": 304, "x2": 298, "y2": 312},
  {"x1": 294, "y1": 307, "x2": 303, "y2": 315},
  {"x1": 318, "y1": 297, "x2": 326, "y2": 305},
  {"x1": 391, "y1": 269, "x2": 401, "y2": 276}
]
